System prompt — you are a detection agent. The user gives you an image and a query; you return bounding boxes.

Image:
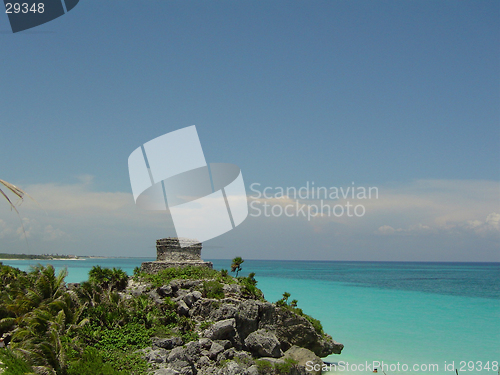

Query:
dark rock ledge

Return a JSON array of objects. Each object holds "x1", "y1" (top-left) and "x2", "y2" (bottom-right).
[{"x1": 126, "y1": 278, "x2": 344, "y2": 375}]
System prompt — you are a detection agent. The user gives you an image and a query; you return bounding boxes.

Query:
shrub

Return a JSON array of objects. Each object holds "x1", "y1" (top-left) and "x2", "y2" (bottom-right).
[
  {"x1": 95, "y1": 323, "x2": 152, "y2": 352},
  {"x1": 255, "y1": 358, "x2": 299, "y2": 375},
  {"x1": 67, "y1": 347, "x2": 127, "y2": 375},
  {"x1": 93, "y1": 323, "x2": 151, "y2": 374},
  {"x1": 202, "y1": 280, "x2": 225, "y2": 299},
  {"x1": 274, "y1": 358, "x2": 299, "y2": 374},
  {"x1": 137, "y1": 266, "x2": 221, "y2": 288},
  {"x1": 199, "y1": 320, "x2": 213, "y2": 330},
  {"x1": 255, "y1": 359, "x2": 273, "y2": 374},
  {"x1": 239, "y1": 273, "x2": 263, "y2": 299}
]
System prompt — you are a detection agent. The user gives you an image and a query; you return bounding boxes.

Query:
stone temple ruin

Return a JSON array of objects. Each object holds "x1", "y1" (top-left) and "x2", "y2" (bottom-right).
[{"x1": 141, "y1": 237, "x2": 213, "y2": 274}]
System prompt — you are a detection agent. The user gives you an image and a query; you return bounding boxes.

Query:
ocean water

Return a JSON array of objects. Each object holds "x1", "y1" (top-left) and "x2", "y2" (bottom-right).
[{"x1": 2, "y1": 259, "x2": 499, "y2": 374}]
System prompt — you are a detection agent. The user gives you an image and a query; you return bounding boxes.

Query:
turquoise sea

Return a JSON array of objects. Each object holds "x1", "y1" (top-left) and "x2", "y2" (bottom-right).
[{"x1": 2, "y1": 258, "x2": 499, "y2": 374}]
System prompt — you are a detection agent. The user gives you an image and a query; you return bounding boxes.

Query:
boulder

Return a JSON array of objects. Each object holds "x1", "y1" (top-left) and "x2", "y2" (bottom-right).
[
  {"x1": 218, "y1": 360, "x2": 247, "y2": 375},
  {"x1": 208, "y1": 342, "x2": 225, "y2": 359},
  {"x1": 259, "y1": 303, "x2": 343, "y2": 357},
  {"x1": 153, "y1": 337, "x2": 183, "y2": 350},
  {"x1": 235, "y1": 300, "x2": 259, "y2": 340},
  {"x1": 177, "y1": 300, "x2": 190, "y2": 316},
  {"x1": 148, "y1": 289, "x2": 164, "y2": 305},
  {"x1": 203, "y1": 318, "x2": 236, "y2": 341},
  {"x1": 283, "y1": 345, "x2": 323, "y2": 375},
  {"x1": 185, "y1": 291, "x2": 202, "y2": 306},
  {"x1": 209, "y1": 304, "x2": 238, "y2": 321},
  {"x1": 142, "y1": 348, "x2": 169, "y2": 363},
  {"x1": 153, "y1": 368, "x2": 179, "y2": 375},
  {"x1": 198, "y1": 337, "x2": 213, "y2": 349},
  {"x1": 158, "y1": 285, "x2": 173, "y2": 297},
  {"x1": 244, "y1": 329, "x2": 282, "y2": 358}
]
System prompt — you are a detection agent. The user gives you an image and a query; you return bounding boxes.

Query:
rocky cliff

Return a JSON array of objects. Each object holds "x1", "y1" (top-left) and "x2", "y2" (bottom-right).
[{"x1": 127, "y1": 277, "x2": 344, "y2": 375}]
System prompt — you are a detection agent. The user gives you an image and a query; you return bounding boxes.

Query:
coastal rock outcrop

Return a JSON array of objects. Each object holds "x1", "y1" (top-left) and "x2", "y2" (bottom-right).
[{"x1": 127, "y1": 277, "x2": 344, "y2": 374}]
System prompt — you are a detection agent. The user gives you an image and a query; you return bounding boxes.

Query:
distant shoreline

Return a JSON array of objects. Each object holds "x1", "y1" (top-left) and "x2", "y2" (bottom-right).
[
  {"x1": 0, "y1": 258, "x2": 85, "y2": 261},
  {"x1": 0, "y1": 253, "x2": 83, "y2": 261}
]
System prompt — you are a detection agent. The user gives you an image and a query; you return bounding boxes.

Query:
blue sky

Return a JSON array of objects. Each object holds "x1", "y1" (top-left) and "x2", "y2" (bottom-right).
[{"x1": 1, "y1": 1, "x2": 499, "y2": 261}]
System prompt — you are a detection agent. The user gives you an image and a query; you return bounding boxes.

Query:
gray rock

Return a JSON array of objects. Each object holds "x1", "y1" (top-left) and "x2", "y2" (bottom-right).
[
  {"x1": 192, "y1": 290, "x2": 203, "y2": 301},
  {"x1": 184, "y1": 340, "x2": 202, "y2": 362},
  {"x1": 235, "y1": 300, "x2": 259, "y2": 341},
  {"x1": 153, "y1": 368, "x2": 179, "y2": 375},
  {"x1": 209, "y1": 342, "x2": 225, "y2": 359},
  {"x1": 222, "y1": 284, "x2": 241, "y2": 296},
  {"x1": 214, "y1": 340, "x2": 233, "y2": 350},
  {"x1": 177, "y1": 300, "x2": 190, "y2": 316},
  {"x1": 168, "y1": 346, "x2": 190, "y2": 363},
  {"x1": 255, "y1": 357, "x2": 283, "y2": 365},
  {"x1": 127, "y1": 279, "x2": 151, "y2": 296},
  {"x1": 210, "y1": 304, "x2": 238, "y2": 321},
  {"x1": 283, "y1": 345, "x2": 323, "y2": 375},
  {"x1": 175, "y1": 289, "x2": 189, "y2": 300},
  {"x1": 169, "y1": 360, "x2": 191, "y2": 372},
  {"x1": 184, "y1": 291, "x2": 202, "y2": 307},
  {"x1": 196, "y1": 355, "x2": 211, "y2": 368},
  {"x1": 203, "y1": 318, "x2": 236, "y2": 340},
  {"x1": 143, "y1": 348, "x2": 169, "y2": 363},
  {"x1": 158, "y1": 285, "x2": 173, "y2": 297},
  {"x1": 217, "y1": 360, "x2": 246, "y2": 375},
  {"x1": 258, "y1": 302, "x2": 344, "y2": 357},
  {"x1": 232, "y1": 350, "x2": 254, "y2": 367},
  {"x1": 244, "y1": 329, "x2": 282, "y2": 358},
  {"x1": 199, "y1": 337, "x2": 213, "y2": 349},
  {"x1": 217, "y1": 348, "x2": 236, "y2": 364},
  {"x1": 171, "y1": 279, "x2": 202, "y2": 291},
  {"x1": 246, "y1": 365, "x2": 259, "y2": 375},
  {"x1": 190, "y1": 299, "x2": 215, "y2": 317},
  {"x1": 153, "y1": 336, "x2": 183, "y2": 350},
  {"x1": 148, "y1": 289, "x2": 164, "y2": 304}
]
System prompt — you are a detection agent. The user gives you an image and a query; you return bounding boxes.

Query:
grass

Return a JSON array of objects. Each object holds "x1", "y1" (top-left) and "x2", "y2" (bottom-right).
[{"x1": 134, "y1": 266, "x2": 234, "y2": 288}]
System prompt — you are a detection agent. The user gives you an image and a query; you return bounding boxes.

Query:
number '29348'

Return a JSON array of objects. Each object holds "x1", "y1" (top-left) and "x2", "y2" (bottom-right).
[
  {"x1": 5, "y1": 3, "x2": 45, "y2": 14},
  {"x1": 459, "y1": 361, "x2": 499, "y2": 372}
]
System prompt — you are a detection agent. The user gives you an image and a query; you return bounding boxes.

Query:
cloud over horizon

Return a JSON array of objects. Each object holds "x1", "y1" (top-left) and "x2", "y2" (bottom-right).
[{"x1": 0, "y1": 177, "x2": 498, "y2": 261}]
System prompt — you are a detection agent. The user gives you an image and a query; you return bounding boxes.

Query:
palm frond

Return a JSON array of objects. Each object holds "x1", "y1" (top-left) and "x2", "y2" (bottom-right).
[{"x1": 0, "y1": 179, "x2": 26, "y2": 212}]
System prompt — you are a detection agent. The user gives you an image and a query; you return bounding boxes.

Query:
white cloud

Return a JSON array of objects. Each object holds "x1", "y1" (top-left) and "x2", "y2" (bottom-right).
[{"x1": 0, "y1": 178, "x2": 498, "y2": 260}]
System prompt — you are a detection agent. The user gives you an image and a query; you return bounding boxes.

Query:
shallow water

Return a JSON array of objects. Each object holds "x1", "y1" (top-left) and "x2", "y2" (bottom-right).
[{"x1": 2, "y1": 258, "x2": 498, "y2": 374}]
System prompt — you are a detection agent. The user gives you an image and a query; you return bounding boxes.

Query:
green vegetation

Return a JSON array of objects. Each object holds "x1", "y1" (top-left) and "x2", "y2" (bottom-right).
[
  {"x1": 134, "y1": 265, "x2": 232, "y2": 288},
  {"x1": 238, "y1": 272, "x2": 263, "y2": 299},
  {"x1": 201, "y1": 280, "x2": 225, "y2": 299},
  {"x1": 0, "y1": 258, "x2": 327, "y2": 374},
  {"x1": 255, "y1": 358, "x2": 299, "y2": 375},
  {"x1": 275, "y1": 292, "x2": 324, "y2": 335},
  {"x1": 0, "y1": 263, "x2": 202, "y2": 374},
  {"x1": 0, "y1": 349, "x2": 35, "y2": 374},
  {"x1": 88, "y1": 266, "x2": 128, "y2": 291},
  {"x1": 66, "y1": 347, "x2": 127, "y2": 375}
]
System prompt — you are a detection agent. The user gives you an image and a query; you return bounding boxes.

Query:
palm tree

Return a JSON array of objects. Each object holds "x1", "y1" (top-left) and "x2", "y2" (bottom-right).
[
  {"x1": 282, "y1": 292, "x2": 291, "y2": 304},
  {"x1": 88, "y1": 266, "x2": 128, "y2": 291},
  {"x1": 231, "y1": 257, "x2": 244, "y2": 277}
]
